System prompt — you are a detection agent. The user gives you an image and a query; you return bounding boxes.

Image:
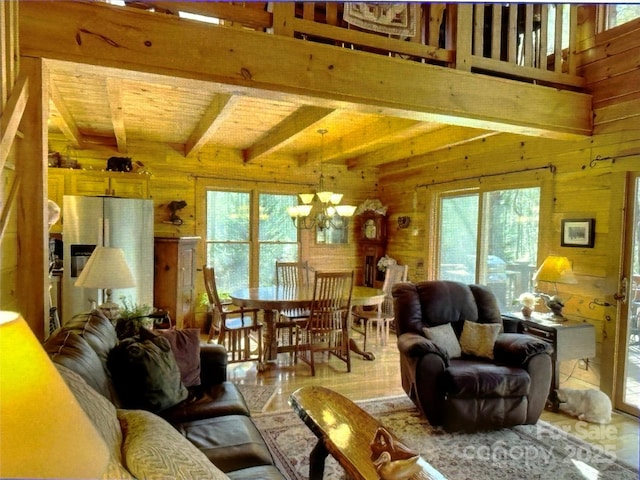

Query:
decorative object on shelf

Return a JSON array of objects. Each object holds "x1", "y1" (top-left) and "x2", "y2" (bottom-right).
[
  {"x1": 532, "y1": 255, "x2": 578, "y2": 319},
  {"x1": 166, "y1": 200, "x2": 187, "y2": 225},
  {"x1": 106, "y1": 156, "x2": 133, "y2": 172},
  {"x1": 355, "y1": 198, "x2": 388, "y2": 216},
  {"x1": 561, "y1": 218, "x2": 595, "y2": 248},
  {"x1": 397, "y1": 216, "x2": 411, "y2": 229},
  {"x1": 377, "y1": 254, "x2": 397, "y2": 272},
  {"x1": 517, "y1": 292, "x2": 538, "y2": 318},
  {"x1": 74, "y1": 246, "x2": 136, "y2": 321},
  {"x1": 287, "y1": 129, "x2": 356, "y2": 230},
  {"x1": 0, "y1": 311, "x2": 110, "y2": 479}
]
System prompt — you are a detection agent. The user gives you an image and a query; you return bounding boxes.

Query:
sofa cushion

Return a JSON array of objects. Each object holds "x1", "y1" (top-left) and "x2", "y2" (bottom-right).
[
  {"x1": 175, "y1": 415, "x2": 276, "y2": 473},
  {"x1": 118, "y1": 409, "x2": 229, "y2": 479},
  {"x1": 459, "y1": 320, "x2": 501, "y2": 359},
  {"x1": 45, "y1": 330, "x2": 119, "y2": 404},
  {"x1": 423, "y1": 323, "x2": 461, "y2": 358},
  {"x1": 444, "y1": 360, "x2": 531, "y2": 398},
  {"x1": 140, "y1": 327, "x2": 201, "y2": 387},
  {"x1": 63, "y1": 310, "x2": 118, "y2": 365},
  {"x1": 108, "y1": 335, "x2": 188, "y2": 412},
  {"x1": 55, "y1": 365, "x2": 133, "y2": 480},
  {"x1": 160, "y1": 381, "x2": 251, "y2": 424}
]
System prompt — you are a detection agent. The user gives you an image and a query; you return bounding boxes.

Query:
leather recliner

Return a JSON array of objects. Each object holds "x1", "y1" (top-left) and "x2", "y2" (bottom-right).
[{"x1": 393, "y1": 280, "x2": 553, "y2": 432}]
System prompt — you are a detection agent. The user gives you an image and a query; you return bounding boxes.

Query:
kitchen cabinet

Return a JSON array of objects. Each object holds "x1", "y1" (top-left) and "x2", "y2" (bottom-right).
[
  {"x1": 67, "y1": 170, "x2": 149, "y2": 198},
  {"x1": 153, "y1": 237, "x2": 200, "y2": 329}
]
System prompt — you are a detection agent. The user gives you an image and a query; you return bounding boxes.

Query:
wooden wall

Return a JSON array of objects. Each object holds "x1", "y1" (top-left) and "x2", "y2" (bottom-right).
[{"x1": 378, "y1": 18, "x2": 640, "y2": 395}]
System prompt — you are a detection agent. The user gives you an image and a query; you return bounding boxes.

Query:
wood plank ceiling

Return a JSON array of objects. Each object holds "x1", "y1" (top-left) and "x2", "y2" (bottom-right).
[{"x1": 46, "y1": 58, "x2": 497, "y2": 169}]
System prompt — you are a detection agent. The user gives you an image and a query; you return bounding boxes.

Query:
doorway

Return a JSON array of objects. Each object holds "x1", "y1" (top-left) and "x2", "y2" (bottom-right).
[{"x1": 616, "y1": 173, "x2": 640, "y2": 416}]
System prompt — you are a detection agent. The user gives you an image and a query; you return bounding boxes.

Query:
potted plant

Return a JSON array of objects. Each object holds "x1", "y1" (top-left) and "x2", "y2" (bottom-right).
[{"x1": 115, "y1": 297, "x2": 153, "y2": 339}]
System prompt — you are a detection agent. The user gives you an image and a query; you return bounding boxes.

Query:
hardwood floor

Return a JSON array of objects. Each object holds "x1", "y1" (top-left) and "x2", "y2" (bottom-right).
[{"x1": 222, "y1": 330, "x2": 640, "y2": 471}]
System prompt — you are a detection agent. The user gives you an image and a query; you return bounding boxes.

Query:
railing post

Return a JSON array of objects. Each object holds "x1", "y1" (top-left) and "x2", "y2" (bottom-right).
[
  {"x1": 272, "y1": 2, "x2": 295, "y2": 37},
  {"x1": 456, "y1": 3, "x2": 473, "y2": 71}
]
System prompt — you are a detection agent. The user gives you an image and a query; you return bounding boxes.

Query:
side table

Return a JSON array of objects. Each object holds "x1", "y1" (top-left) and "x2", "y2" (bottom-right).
[{"x1": 503, "y1": 312, "x2": 596, "y2": 410}]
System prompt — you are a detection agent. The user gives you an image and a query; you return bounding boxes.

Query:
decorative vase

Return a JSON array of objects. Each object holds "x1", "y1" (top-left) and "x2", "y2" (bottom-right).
[{"x1": 521, "y1": 306, "x2": 532, "y2": 317}]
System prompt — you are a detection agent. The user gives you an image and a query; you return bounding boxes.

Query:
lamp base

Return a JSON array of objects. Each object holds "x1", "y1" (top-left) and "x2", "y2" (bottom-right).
[{"x1": 99, "y1": 289, "x2": 121, "y2": 321}]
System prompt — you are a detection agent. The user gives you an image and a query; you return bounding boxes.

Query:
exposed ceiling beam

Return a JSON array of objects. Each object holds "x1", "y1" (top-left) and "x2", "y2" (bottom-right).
[
  {"x1": 347, "y1": 126, "x2": 498, "y2": 169},
  {"x1": 106, "y1": 77, "x2": 127, "y2": 153},
  {"x1": 48, "y1": 81, "x2": 82, "y2": 148},
  {"x1": 19, "y1": 1, "x2": 593, "y2": 141},
  {"x1": 244, "y1": 106, "x2": 333, "y2": 163},
  {"x1": 185, "y1": 93, "x2": 236, "y2": 158}
]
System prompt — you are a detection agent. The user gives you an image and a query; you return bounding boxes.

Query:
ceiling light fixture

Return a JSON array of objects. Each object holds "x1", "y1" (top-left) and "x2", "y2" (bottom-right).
[{"x1": 287, "y1": 129, "x2": 356, "y2": 230}]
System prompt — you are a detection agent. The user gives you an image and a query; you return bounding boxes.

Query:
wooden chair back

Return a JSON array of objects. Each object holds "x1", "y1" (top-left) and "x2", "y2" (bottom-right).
[
  {"x1": 307, "y1": 270, "x2": 354, "y2": 332},
  {"x1": 276, "y1": 260, "x2": 311, "y2": 287},
  {"x1": 380, "y1": 264, "x2": 408, "y2": 315},
  {"x1": 203, "y1": 265, "x2": 224, "y2": 314}
]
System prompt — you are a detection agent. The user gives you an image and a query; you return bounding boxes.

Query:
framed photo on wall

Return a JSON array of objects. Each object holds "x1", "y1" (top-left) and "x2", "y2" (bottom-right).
[{"x1": 561, "y1": 218, "x2": 595, "y2": 248}]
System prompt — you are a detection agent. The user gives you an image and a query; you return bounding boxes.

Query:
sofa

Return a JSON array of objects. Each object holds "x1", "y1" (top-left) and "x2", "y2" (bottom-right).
[
  {"x1": 43, "y1": 310, "x2": 285, "y2": 479},
  {"x1": 392, "y1": 280, "x2": 553, "y2": 432}
]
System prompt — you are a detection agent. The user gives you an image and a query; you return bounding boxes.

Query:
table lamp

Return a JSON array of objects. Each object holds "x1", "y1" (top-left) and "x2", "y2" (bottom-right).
[
  {"x1": 0, "y1": 311, "x2": 109, "y2": 478},
  {"x1": 74, "y1": 246, "x2": 136, "y2": 320},
  {"x1": 532, "y1": 255, "x2": 578, "y2": 318}
]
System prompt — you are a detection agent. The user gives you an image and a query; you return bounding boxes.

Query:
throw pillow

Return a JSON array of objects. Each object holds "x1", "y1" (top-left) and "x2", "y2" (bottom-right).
[
  {"x1": 56, "y1": 365, "x2": 134, "y2": 480},
  {"x1": 422, "y1": 323, "x2": 461, "y2": 358},
  {"x1": 108, "y1": 336, "x2": 188, "y2": 412},
  {"x1": 140, "y1": 328, "x2": 201, "y2": 387},
  {"x1": 118, "y1": 409, "x2": 229, "y2": 480},
  {"x1": 459, "y1": 320, "x2": 502, "y2": 359}
]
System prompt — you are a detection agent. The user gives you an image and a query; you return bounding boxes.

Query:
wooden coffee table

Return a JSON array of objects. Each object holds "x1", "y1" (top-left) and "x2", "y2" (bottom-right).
[{"x1": 289, "y1": 386, "x2": 446, "y2": 480}]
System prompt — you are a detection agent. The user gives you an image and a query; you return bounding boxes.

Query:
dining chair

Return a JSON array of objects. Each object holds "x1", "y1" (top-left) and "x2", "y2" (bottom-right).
[
  {"x1": 275, "y1": 261, "x2": 312, "y2": 355},
  {"x1": 352, "y1": 264, "x2": 408, "y2": 350},
  {"x1": 203, "y1": 266, "x2": 263, "y2": 364},
  {"x1": 295, "y1": 270, "x2": 354, "y2": 376}
]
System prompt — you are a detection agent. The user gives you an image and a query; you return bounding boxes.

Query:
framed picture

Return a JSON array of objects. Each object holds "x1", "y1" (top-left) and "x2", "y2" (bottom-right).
[{"x1": 561, "y1": 218, "x2": 595, "y2": 248}]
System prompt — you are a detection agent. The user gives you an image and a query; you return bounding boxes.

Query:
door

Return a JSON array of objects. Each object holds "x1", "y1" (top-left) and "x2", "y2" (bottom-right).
[{"x1": 616, "y1": 172, "x2": 640, "y2": 416}]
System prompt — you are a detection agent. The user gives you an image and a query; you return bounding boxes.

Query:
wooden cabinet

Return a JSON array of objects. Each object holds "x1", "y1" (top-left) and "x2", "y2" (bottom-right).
[
  {"x1": 153, "y1": 237, "x2": 199, "y2": 329},
  {"x1": 68, "y1": 170, "x2": 149, "y2": 198}
]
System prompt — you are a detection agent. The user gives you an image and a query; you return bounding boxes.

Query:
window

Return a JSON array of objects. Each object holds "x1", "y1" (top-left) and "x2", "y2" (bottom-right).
[
  {"x1": 205, "y1": 190, "x2": 298, "y2": 294},
  {"x1": 604, "y1": 4, "x2": 640, "y2": 30},
  {"x1": 438, "y1": 187, "x2": 540, "y2": 310}
]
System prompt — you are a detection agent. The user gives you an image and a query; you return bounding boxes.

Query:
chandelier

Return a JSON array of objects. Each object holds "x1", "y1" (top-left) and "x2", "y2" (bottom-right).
[{"x1": 287, "y1": 129, "x2": 357, "y2": 230}]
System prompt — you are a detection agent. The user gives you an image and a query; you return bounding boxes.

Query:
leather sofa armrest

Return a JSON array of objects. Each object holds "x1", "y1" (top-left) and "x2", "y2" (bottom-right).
[
  {"x1": 199, "y1": 343, "x2": 228, "y2": 387},
  {"x1": 494, "y1": 333, "x2": 552, "y2": 367},
  {"x1": 397, "y1": 332, "x2": 449, "y2": 364}
]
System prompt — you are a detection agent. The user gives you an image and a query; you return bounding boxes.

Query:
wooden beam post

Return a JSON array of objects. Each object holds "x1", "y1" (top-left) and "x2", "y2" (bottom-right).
[{"x1": 16, "y1": 56, "x2": 48, "y2": 340}]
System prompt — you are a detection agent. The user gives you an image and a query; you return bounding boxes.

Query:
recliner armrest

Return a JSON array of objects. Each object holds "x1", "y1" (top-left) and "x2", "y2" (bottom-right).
[
  {"x1": 494, "y1": 333, "x2": 552, "y2": 367},
  {"x1": 397, "y1": 332, "x2": 449, "y2": 364},
  {"x1": 199, "y1": 343, "x2": 228, "y2": 387}
]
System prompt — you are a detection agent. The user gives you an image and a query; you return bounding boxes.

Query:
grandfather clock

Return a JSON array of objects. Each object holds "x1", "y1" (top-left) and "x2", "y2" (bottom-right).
[{"x1": 359, "y1": 212, "x2": 387, "y2": 287}]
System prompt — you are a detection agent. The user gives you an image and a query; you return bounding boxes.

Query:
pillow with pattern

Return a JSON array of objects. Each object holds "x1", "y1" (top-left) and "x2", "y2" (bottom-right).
[{"x1": 459, "y1": 320, "x2": 501, "y2": 359}]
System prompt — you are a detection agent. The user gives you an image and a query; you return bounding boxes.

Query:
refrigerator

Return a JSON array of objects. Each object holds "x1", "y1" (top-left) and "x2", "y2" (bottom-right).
[{"x1": 62, "y1": 195, "x2": 154, "y2": 325}]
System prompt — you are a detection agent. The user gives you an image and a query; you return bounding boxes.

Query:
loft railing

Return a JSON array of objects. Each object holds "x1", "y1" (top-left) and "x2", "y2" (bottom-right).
[{"x1": 118, "y1": 2, "x2": 585, "y2": 90}]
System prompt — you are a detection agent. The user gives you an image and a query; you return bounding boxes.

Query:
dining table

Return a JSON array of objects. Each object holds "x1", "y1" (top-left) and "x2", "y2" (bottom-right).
[{"x1": 230, "y1": 285, "x2": 385, "y2": 369}]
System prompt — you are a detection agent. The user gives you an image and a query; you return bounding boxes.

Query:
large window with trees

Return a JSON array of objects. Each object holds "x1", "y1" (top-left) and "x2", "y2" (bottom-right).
[
  {"x1": 205, "y1": 190, "x2": 298, "y2": 294},
  {"x1": 438, "y1": 186, "x2": 540, "y2": 310}
]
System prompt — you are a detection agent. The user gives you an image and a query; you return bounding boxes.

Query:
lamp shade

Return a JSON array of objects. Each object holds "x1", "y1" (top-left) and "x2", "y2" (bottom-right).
[
  {"x1": 0, "y1": 311, "x2": 109, "y2": 478},
  {"x1": 74, "y1": 246, "x2": 136, "y2": 289},
  {"x1": 533, "y1": 255, "x2": 578, "y2": 284}
]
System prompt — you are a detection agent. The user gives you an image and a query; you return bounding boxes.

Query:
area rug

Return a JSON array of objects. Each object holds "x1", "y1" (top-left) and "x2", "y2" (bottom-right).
[
  {"x1": 235, "y1": 383, "x2": 277, "y2": 414},
  {"x1": 253, "y1": 395, "x2": 638, "y2": 480}
]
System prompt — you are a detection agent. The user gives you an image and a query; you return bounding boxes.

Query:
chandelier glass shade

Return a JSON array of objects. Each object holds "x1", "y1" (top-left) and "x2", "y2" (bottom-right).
[{"x1": 288, "y1": 129, "x2": 356, "y2": 230}]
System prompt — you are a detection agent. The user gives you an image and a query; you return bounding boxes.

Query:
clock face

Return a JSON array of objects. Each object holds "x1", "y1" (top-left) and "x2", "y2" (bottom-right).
[{"x1": 364, "y1": 219, "x2": 377, "y2": 239}]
